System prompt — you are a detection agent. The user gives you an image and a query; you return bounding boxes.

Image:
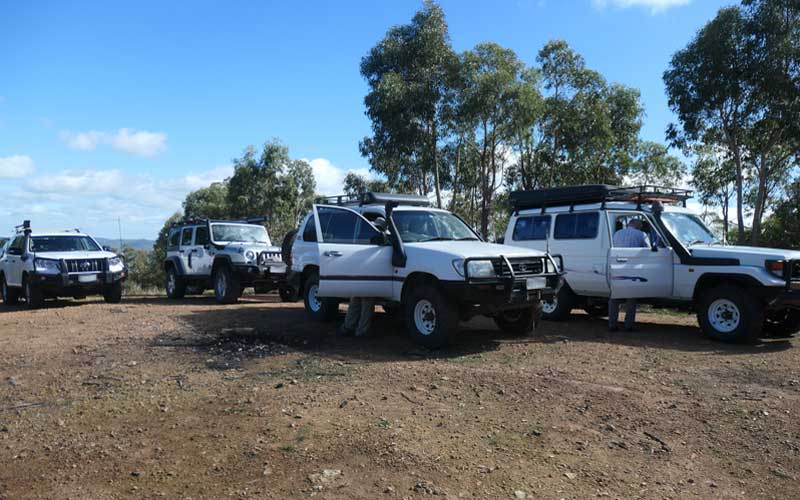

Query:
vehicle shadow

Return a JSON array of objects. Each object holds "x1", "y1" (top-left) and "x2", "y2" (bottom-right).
[
  {"x1": 144, "y1": 295, "x2": 505, "y2": 365},
  {"x1": 531, "y1": 312, "x2": 794, "y2": 355}
]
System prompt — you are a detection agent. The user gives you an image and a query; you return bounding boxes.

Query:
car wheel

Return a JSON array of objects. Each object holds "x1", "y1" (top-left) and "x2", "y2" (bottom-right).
[
  {"x1": 697, "y1": 285, "x2": 762, "y2": 343},
  {"x1": 24, "y1": 278, "x2": 44, "y2": 309},
  {"x1": 214, "y1": 265, "x2": 241, "y2": 304},
  {"x1": 165, "y1": 267, "x2": 186, "y2": 299},
  {"x1": 404, "y1": 284, "x2": 458, "y2": 348},
  {"x1": 764, "y1": 309, "x2": 800, "y2": 338},
  {"x1": 494, "y1": 303, "x2": 541, "y2": 336},
  {"x1": 541, "y1": 285, "x2": 575, "y2": 321},
  {"x1": 1, "y1": 274, "x2": 19, "y2": 305},
  {"x1": 279, "y1": 286, "x2": 297, "y2": 302},
  {"x1": 103, "y1": 281, "x2": 123, "y2": 303},
  {"x1": 303, "y1": 271, "x2": 338, "y2": 320}
]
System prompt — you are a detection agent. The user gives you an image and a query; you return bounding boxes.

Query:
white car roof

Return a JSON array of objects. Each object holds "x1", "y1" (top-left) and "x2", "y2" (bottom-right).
[
  {"x1": 27, "y1": 231, "x2": 93, "y2": 238},
  {"x1": 515, "y1": 201, "x2": 694, "y2": 216}
]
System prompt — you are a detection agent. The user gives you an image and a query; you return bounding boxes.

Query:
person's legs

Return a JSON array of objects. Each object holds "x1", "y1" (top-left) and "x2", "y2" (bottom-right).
[
  {"x1": 355, "y1": 298, "x2": 375, "y2": 337},
  {"x1": 342, "y1": 298, "x2": 362, "y2": 333},
  {"x1": 623, "y1": 299, "x2": 637, "y2": 330},
  {"x1": 608, "y1": 298, "x2": 621, "y2": 331}
]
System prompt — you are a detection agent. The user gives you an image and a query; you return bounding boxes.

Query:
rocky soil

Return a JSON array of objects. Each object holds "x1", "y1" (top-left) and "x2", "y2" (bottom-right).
[{"x1": 1, "y1": 295, "x2": 798, "y2": 499}]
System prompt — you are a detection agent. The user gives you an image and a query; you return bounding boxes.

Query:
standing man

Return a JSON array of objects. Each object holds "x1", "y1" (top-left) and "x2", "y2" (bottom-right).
[
  {"x1": 609, "y1": 218, "x2": 650, "y2": 332},
  {"x1": 335, "y1": 298, "x2": 376, "y2": 337}
]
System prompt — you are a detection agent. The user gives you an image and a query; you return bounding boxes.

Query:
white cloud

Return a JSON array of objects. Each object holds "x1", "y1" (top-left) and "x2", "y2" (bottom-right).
[
  {"x1": 183, "y1": 165, "x2": 233, "y2": 190},
  {"x1": 305, "y1": 158, "x2": 379, "y2": 196},
  {"x1": 0, "y1": 155, "x2": 36, "y2": 178},
  {"x1": 591, "y1": 0, "x2": 690, "y2": 14},
  {"x1": 59, "y1": 128, "x2": 168, "y2": 157}
]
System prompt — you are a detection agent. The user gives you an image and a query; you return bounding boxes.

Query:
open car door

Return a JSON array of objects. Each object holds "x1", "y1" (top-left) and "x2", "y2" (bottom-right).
[
  {"x1": 607, "y1": 212, "x2": 674, "y2": 299},
  {"x1": 313, "y1": 204, "x2": 394, "y2": 299}
]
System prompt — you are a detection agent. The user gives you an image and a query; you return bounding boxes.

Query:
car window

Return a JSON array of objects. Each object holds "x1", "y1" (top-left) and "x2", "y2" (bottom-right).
[
  {"x1": 353, "y1": 218, "x2": 380, "y2": 244},
  {"x1": 513, "y1": 215, "x2": 551, "y2": 241},
  {"x1": 195, "y1": 226, "x2": 209, "y2": 246},
  {"x1": 302, "y1": 215, "x2": 317, "y2": 242},
  {"x1": 30, "y1": 236, "x2": 102, "y2": 252},
  {"x1": 8, "y1": 236, "x2": 24, "y2": 255},
  {"x1": 168, "y1": 229, "x2": 180, "y2": 250},
  {"x1": 181, "y1": 228, "x2": 194, "y2": 246},
  {"x1": 554, "y1": 212, "x2": 599, "y2": 240},
  {"x1": 318, "y1": 207, "x2": 358, "y2": 243}
]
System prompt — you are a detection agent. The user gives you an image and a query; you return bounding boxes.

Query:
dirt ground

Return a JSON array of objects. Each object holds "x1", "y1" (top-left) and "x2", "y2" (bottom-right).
[{"x1": 1, "y1": 295, "x2": 798, "y2": 500}]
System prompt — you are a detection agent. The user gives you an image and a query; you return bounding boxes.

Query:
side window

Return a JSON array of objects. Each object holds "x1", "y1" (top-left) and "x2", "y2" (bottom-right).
[
  {"x1": 513, "y1": 215, "x2": 551, "y2": 241},
  {"x1": 354, "y1": 218, "x2": 380, "y2": 244},
  {"x1": 554, "y1": 212, "x2": 599, "y2": 240},
  {"x1": 195, "y1": 226, "x2": 209, "y2": 246},
  {"x1": 302, "y1": 215, "x2": 317, "y2": 242},
  {"x1": 318, "y1": 207, "x2": 358, "y2": 244},
  {"x1": 8, "y1": 237, "x2": 24, "y2": 255},
  {"x1": 167, "y1": 229, "x2": 181, "y2": 250},
  {"x1": 181, "y1": 228, "x2": 194, "y2": 247}
]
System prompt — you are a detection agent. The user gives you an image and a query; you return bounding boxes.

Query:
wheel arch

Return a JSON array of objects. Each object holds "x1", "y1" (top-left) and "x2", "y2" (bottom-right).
[
  {"x1": 693, "y1": 273, "x2": 767, "y2": 303},
  {"x1": 400, "y1": 272, "x2": 440, "y2": 305},
  {"x1": 211, "y1": 255, "x2": 234, "y2": 274}
]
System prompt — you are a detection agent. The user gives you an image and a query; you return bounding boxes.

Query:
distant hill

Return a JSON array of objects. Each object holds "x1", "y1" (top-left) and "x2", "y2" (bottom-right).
[{"x1": 95, "y1": 238, "x2": 155, "y2": 251}]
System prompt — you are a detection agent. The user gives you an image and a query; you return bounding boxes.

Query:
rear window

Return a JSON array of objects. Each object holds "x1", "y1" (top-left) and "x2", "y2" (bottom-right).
[
  {"x1": 513, "y1": 215, "x2": 551, "y2": 241},
  {"x1": 554, "y1": 212, "x2": 599, "y2": 240}
]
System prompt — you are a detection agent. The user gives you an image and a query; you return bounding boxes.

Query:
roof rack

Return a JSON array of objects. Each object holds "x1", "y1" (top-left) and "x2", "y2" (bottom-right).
[
  {"x1": 171, "y1": 216, "x2": 266, "y2": 228},
  {"x1": 316, "y1": 192, "x2": 431, "y2": 208},
  {"x1": 509, "y1": 184, "x2": 693, "y2": 213}
]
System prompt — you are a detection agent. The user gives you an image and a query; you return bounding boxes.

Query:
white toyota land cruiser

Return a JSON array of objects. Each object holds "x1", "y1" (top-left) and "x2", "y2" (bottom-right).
[
  {"x1": 288, "y1": 192, "x2": 562, "y2": 347},
  {"x1": 163, "y1": 218, "x2": 289, "y2": 304},
  {"x1": 503, "y1": 185, "x2": 800, "y2": 343},
  {"x1": 0, "y1": 221, "x2": 127, "y2": 308}
]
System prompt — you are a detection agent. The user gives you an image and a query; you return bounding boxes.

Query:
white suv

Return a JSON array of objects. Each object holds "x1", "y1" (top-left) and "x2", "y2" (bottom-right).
[
  {"x1": 163, "y1": 218, "x2": 288, "y2": 304},
  {"x1": 288, "y1": 193, "x2": 561, "y2": 347},
  {"x1": 0, "y1": 221, "x2": 127, "y2": 308},
  {"x1": 503, "y1": 185, "x2": 800, "y2": 342}
]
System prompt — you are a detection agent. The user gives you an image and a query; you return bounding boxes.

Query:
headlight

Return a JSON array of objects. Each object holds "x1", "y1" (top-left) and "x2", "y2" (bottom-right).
[
  {"x1": 34, "y1": 258, "x2": 61, "y2": 274},
  {"x1": 245, "y1": 250, "x2": 256, "y2": 261},
  {"x1": 108, "y1": 256, "x2": 122, "y2": 267},
  {"x1": 766, "y1": 260, "x2": 785, "y2": 279},
  {"x1": 467, "y1": 260, "x2": 497, "y2": 279}
]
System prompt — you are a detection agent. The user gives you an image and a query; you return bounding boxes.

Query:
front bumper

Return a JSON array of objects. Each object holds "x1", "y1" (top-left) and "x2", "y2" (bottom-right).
[
  {"x1": 233, "y1": 264, "x2": 288, "y2": 286},
  {"x1": 31, "y1": 270, "x2": 127, "y2": 295},
  {"x1": 771, "y1": 288, "x2": 800, "y2": 309},
  {"x1": 442, "y1": 273, "x2": 561, "y2": 318}
]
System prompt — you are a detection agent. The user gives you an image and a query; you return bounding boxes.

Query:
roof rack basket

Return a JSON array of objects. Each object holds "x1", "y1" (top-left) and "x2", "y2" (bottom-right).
[
  {"x1": 316, "y1": 192, "x2": 431, "y2": 208},
  {"x1": 509, "y1": 184, "x2": 693, "y2": 213}
]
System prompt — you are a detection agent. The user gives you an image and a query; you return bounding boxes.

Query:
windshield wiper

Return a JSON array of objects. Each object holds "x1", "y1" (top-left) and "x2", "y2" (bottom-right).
[
  {"x1": 455, "y1": 237, "x2": 480, "y2": 241},
  {"x1": 418, "y1": 237, "x2": 454, "y2": 242},
  {"x1": 687, "y1": 239, "x2": 707, "y2": 247}
]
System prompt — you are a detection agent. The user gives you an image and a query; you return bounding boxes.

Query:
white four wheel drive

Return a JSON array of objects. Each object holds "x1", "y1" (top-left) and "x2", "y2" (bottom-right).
[
  {"x1": 287, "y1": 192, "x2": 562, "y2": 347},
  {"x1": 0, "y1": 221, "x2": 127, "y2": 308},
  {"x1": 163, "y1": 218, "x2": 290, "y2": 304},
  {"x1": 503, "y1": 185, "x2": 800, "y2": 342}
]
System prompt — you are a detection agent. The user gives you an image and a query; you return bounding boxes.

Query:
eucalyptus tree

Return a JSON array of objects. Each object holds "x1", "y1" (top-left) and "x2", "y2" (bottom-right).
[{"x1": 359, "y1": 0, "x2": 458, "y2": 207}]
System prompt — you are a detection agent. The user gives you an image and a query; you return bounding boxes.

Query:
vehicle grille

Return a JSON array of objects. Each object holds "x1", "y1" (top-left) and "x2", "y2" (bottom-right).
[
  {"x1": 258, "y1": 251, "x2": 282, "y2": 266},
  {"x1": 65, "y1": 258, "x2": 106, "y2": 274},
  {"x1": 492, "y1": 257, "x2": 544, "y2": 277}
]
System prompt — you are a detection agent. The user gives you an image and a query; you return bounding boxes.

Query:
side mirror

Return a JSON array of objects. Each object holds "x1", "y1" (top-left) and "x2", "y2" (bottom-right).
[
  {"x1": 103, "y1": 246, "x2": 113, "y2": 252},
  {"x1": 371, "y1": 232, "x2": 388, "y2": 245}
]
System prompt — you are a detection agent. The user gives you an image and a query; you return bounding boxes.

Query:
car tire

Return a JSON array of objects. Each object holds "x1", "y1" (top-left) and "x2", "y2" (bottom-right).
[
  {"x1": 214, "y1": 265, "x2": 241, "y2": 304},
  {"x1": 494, "y1": 303, "x2": 541, "y2": 336},
  {"x1": 279, "y1": 286, "x2": 297, "y2": 302},
  {"x1": 24, "y1": 277, "x2": 44, "y2": 309},
  {"x1": 404, "y1": 284, "x2": 458, "y2": 348},
  {"x1": 697, "y1": 285, "x2": 762, "y2": 343},
  {"x1": 165, "y1": 267, "x2": 186, "y2": 299},
  {"x1": 303, "y1": 271, "x2": 338, "y2": 321},
  {"x1": 1, "y1": 274, "x2": 20, "y2": 305},
  {"x1": 541, "y1": 285, "x2": 575, "y2": 321},
  {"x1": 103, "y1": 281, "x2": 123, "y2": 304},
  {"x1": 764, "y1": 309, "x2": 800, "y2": 338}
]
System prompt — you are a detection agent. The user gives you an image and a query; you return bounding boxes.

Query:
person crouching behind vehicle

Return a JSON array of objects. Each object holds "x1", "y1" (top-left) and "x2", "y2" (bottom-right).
[{"x1": 608, "y1": 218, "x2": 650, "y2": 332}]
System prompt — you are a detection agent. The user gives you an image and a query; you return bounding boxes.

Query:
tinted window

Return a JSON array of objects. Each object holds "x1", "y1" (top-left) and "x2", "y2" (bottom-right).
[
  {"x1": 31, "y1": 236, "x2": 101, "y2": 252},
  {"x1": 9, "y1": 237, "x2": 24, "y2": 254},
  {"x1": 168, "y1": 229, "x2": 180, "y2": 250},
  {"x1": 302, "y1": 215, "x2": 317, "y2": 242},
  {"x1": 181, "y1": 228, "x2": 194, "y2": 246},
  {"x1": 513, "y1": 216, "x2": 551, "y2": 241},
  {"x1": 318, "y1": 207, "x2": 358, "y2": 244},
  {"x1": 353, "y1": 218, "x2": 380, "y2": 244},
  {"x1": 195, "y1": 226, "x2": 209, "y2": 245},
  {"x1": 554, "y1": 212, "x2": 599, "y2": 239}
]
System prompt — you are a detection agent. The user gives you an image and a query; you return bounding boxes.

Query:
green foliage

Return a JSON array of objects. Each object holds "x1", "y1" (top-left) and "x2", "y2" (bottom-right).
[
  {"x1": 343, "y1": 172, "x2": 388, "y2": 197},
  {"x1": 760, "y1": 180, "x2": 800, "y2": 250},
  {"x1": 630, "y1": 141, "x2": 686, "y2": 186},
  {"x1": 183, "y1": 182, "x2": 230, "y2": 219},
  {"x1": 665, "y1": 0, "x2": 800, "y2": 245}
]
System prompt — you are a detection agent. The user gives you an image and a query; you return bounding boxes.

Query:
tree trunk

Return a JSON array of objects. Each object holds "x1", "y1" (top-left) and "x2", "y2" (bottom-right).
[
  {"x1": 431, "y1": 120, "x2": 442, "y2": 209},
  {"x1": 732, "y1": 147, "x2": 746, "y2": 244},
  {"x1": 750, "y1": 154, "x2": 769, "y2": 247}
]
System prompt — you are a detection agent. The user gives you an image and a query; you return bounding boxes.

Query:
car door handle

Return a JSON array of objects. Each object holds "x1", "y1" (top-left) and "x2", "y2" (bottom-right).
[
  {"x1": 615, "y1": 257, "x2": 628, "y2": 263},
  {"x1": 323, "y1": 251, "x2": 343, "y2": 257}
]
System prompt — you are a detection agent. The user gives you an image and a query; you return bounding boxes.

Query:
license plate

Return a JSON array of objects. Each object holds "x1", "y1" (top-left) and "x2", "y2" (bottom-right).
[
  {"x1": 526, "y1": 277, "x2": 546, "y2": 290},
  {"x1": 78, "y1": 274, "x2": 97, "y2": 283}
]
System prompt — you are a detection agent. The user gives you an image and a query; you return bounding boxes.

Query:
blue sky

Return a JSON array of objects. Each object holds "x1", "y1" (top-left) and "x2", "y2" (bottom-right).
[{"x1": 0, "y1": 0, "x2": 731, "y2": 239}]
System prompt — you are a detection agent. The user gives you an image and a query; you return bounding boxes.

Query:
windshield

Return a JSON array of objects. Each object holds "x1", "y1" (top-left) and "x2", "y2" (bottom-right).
[
  {"x1": 211, "y1": 224, "x2": 270, "y2": 244},
  {"x1": 393, "y1": 210, "x2": 479, "y2": 243},
  {"x1": 660, "y1": 212, "x2": 719, "y2": 246},
  {"x1": 31, "y1": 235, "x2": 101, "y2": 253}
]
